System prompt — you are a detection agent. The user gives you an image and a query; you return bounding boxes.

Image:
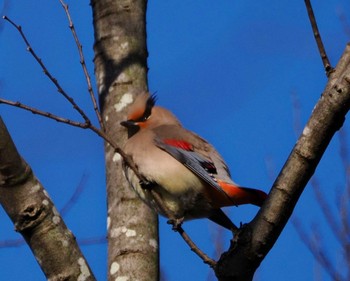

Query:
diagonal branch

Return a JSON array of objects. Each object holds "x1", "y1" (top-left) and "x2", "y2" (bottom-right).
[
  {"x1": 0, "y1": 117, "x2": 96, "y2": 280},
  {"x1": 149, "y1": 189, "x2": 216, "y2": 267},
  {"x1": 215, "y1": 43, "x2": 350, "y2": 281}
]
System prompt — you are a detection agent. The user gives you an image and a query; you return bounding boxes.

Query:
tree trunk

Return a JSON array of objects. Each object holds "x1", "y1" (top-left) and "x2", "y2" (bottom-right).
[{"x1": 91, "y1": 1, "x2": 159, "y2": 280}]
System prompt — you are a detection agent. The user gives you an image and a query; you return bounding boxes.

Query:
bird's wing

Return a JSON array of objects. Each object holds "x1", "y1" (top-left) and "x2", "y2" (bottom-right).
[{"x1": 153, "y1": 126, "x2": 236, "y2": 205}]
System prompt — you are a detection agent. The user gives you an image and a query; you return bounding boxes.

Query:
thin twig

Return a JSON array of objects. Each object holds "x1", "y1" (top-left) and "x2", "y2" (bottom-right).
[
  {"x1": 58, "y1": 0, "x2": 105, "y2": 131},
  {"x1": 176, "y1": 225, "x2": 216, "y2": 267},
  {"x1": 0, "y1": 98, "x2": 89, "y2": 129},
  {"x1": 2, "y1": 15, "x2": 92, "y2": 126},
  {"x1": 304, "y1": 0, "x2": 333, "y2": 76},
  {"x1": 149, "y1": 189, "x2": 216, "y2": 267}
]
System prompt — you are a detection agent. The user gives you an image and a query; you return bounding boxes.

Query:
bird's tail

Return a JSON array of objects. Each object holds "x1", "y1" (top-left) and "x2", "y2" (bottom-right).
[{"x1": 215, "y1": 180, "x2": 268, "y2": 207}]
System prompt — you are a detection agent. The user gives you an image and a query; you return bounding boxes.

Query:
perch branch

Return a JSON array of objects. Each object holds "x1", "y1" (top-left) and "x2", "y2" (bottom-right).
[{"x1": 215, "y1": 43, "x2": 350, "y2": 281}]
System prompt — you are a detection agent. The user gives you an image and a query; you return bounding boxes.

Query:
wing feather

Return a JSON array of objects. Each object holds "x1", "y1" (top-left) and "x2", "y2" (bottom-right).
[{"x1": 154, "y1": 137, "x2": 234, "y2": 203}]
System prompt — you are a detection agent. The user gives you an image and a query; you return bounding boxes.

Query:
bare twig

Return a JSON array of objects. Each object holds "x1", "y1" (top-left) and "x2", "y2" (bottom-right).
[
  {"x1": 58, "y1": 0, "x2": 105, "y2": 131},
  {"x1": 176, "y1": 225, "x2": 216, "y2": 267},
  {"x1": 304, "y1": 0, "x2": 333, "y2": 76},
  {"x1": 0, "y1": 98, "x2": 89, "y2": 129},
  {"x1": 149, "y1": 189, "x2": 216, "y2": 267},
  {"x1": 2, "y1": 15, "x2": 91, "y2": 125}
]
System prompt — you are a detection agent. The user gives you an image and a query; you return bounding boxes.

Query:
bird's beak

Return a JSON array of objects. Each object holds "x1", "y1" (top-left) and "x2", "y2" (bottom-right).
[
  {"x1": 120, "y1": 120, "x2": 136, "y2": 128},
  {"x1": 120, "y1": 120, "x2": 140, "y2": 137}
]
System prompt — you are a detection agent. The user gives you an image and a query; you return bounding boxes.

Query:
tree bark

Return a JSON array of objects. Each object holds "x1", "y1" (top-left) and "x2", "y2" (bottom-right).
[
  {"x1": 215, "y1": 44, "x2": 350, "y2": 281},
  {"x1": 91, "y1": 1, "x2": 159, "y2": 280},
  {"x1": 0, "y1": 117, "x2": 96, "y2": 281}
]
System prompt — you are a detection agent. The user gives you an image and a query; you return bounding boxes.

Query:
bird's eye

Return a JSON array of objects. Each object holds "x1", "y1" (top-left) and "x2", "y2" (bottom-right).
[{"x1": 142, "y1": 115, "x2": 151, "y2": 121}]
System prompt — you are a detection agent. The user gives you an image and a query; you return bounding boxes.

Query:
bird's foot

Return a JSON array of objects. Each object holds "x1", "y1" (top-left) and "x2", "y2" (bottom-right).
[{"x1": 167, "y1": 217, "x2": 184, "y2": 231}]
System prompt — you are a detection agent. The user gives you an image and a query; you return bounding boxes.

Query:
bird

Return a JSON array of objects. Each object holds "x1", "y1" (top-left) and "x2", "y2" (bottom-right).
[{"x1": 120, "y1": 92, "x2": 268, "y2": 231}]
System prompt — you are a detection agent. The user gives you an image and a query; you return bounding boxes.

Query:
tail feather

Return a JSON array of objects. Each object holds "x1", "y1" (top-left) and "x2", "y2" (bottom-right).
[
  {"x1": 236, "y1": 187, "x2": 268, "y2": 207},
  {"x1": 212, "y1": 180, "x2": 268, "y2": 207}
]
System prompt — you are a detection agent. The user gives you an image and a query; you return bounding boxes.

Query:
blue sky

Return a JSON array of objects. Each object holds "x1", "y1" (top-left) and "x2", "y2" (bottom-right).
[{"x1": 0, "y1": 0, "x2": 349, "y2": 280}]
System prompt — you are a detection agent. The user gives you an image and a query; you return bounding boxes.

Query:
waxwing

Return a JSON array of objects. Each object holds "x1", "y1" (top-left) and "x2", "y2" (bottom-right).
[{"x1": 120, "y1": 92, "x2": 267, "y2": 230}]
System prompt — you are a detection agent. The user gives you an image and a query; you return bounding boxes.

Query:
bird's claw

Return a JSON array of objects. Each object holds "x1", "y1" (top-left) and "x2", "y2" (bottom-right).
[{"x1": 167, "y1": 217, "x2": 184, "y2": 231}]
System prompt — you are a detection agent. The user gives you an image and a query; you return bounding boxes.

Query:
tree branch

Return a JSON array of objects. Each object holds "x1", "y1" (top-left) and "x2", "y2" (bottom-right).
[
  {"x1": 215, "y1": 44, "x2": 350, "y2": 281},
  {"x1": 304, "y1": 0, "x2": 333, "y2": 76},
  {"x1": 0, "y1": 98, "x2": 90, "y2": 128},
  {"x1": 0, "y1": 117, "x2": 96, "y2": 280},
  {"x1": 149, "y1": 189, "x2": 216, "y2": 267}
]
